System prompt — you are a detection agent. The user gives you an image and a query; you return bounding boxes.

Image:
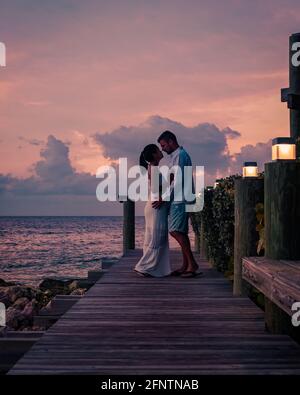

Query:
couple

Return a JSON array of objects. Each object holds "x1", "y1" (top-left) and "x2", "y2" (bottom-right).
[{"x1": 134, "y1": 130, "x2": 201, "y2": 279}]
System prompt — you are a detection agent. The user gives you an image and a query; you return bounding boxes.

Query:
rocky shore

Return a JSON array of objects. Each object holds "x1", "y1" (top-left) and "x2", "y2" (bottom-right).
[{"x1": 0, "y1": 277, "x2": 89, "y2": 331}]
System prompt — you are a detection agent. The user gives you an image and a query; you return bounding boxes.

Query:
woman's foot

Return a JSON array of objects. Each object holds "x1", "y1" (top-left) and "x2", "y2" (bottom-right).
[{"x1": 134, "y1": 269, "x2": 152, "y2": 277}]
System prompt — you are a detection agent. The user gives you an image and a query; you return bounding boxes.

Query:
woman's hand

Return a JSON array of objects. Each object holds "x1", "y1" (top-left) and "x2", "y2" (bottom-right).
[{"x1": 152, "y1": 198, "x2": 163, "y2": 209}]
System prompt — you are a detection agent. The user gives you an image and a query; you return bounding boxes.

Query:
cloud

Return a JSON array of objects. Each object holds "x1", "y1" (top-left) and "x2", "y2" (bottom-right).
[
  {"x1": 33, "y1": 135, "x2": 74, "y2": 180},
  {"x1": 94, "y1": 115, "x2": 274, "y2": 183},
  {"x1": 222, "y1": 127, "x2": 241, "y2": 140},
  {"x1": 94, "y1": 115, "x2": 236, "y2": 179},
  {"x1": 230, "y1": 139, "x2": 272, "y2": 174},
  {"x1": 0, "y1": 118, "x2": 273, "y2": 213},
  {"x1": 0, "y1": 135, "x2": 97, "y2": 196},
  {"x1": 18, "y1": 136, "x2": 44, "y2": 146}
]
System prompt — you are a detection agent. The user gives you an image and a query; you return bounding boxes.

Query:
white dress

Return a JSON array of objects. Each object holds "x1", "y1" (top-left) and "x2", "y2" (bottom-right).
[{"x1": 134, "y1": 169, "x2": 171, "y2": 277}]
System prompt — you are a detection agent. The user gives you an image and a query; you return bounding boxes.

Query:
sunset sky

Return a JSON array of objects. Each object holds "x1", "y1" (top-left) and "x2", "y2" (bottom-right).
[{"x1": 0, "y1": 0, "x2": 299, "y2": 215}]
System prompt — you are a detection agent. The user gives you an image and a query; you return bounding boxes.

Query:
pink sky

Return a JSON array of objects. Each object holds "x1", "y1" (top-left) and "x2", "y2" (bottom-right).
[{"x1": 0, "y1": 0, "x2": 299, "y2": 214}]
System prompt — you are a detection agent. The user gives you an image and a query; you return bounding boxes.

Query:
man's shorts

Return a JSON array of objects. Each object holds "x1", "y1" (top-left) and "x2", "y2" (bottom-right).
[{"x1": 168, "y1": 203, "x2": 189, "y2": 234}]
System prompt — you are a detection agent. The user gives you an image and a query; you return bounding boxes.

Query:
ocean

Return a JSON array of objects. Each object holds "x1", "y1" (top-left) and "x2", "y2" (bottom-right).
[{"x1": 0, "y1": 216, "x2": 194, "y2": 286}]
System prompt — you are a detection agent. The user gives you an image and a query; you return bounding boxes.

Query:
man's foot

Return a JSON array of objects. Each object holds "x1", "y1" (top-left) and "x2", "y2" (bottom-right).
[
  {"x1": 180, "y1": 271, "x2": 203, "y2": 278},
  {"x1": 171, "y1": 268, "x2": 187, "y2": 276},
  {"x1": 189, "y1": 262, "x2": 199, "y2": 272}
]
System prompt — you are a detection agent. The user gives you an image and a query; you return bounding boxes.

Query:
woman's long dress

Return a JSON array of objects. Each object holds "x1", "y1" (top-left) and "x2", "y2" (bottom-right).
[{"x1": 134, "y1": 172, "x2": 171, "y2": 277}]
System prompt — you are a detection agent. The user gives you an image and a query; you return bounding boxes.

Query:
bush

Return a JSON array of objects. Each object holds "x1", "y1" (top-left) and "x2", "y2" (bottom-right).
[{"x1": 190, "y1": 175, "x2": 240, "y2": 273}]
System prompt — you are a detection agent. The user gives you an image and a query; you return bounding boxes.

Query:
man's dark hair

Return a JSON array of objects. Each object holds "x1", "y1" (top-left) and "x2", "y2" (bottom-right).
[{"x1": 157, "y1": 130, "x2": 178, "y2": 144}]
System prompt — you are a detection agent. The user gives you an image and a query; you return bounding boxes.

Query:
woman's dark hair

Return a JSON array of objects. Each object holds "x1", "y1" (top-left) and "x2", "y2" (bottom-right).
[
  {"x1": 157, "y1": 130, "x2": 178, "y2": 144},
  {"x1": 139, "y1": 144, "x2": 158, "y2": 170}
]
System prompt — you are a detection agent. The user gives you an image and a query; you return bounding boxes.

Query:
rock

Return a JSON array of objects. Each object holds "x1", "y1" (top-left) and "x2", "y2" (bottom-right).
[
  {"x1": 35, "y1": 290, "x2": 51, "y2": 309},
  {"x1": 39, "y1": 278, "x2": 72, "y2": 296},
  {"x1": 2, "y1": 275, "x2": 88, "y2": 330},
  {"x1": 38, "y1": 300, "x2": 53, "y2": 315},
  {"x1": 31, "y1": 324, "x2": 46, "y2": 331},
  {"x1": 70, "y1": 288, "x2": 85, "y2": 296},
  {"x1": 13, "y1": 297, "x2": 30, "y2": 311},
  {"x1": 22, "y1": 299, "x2": 38, "y2": 318},
  {"x1": 0, "y1": 287, "x2": 12, "y2": 307},
  {"x1": 75, "y1": 279, "x2": 93, "y2": 289},
  {"x1": 68, "y1": 280, "x2": 80, "y2": 292},
  {"x1": 6, "y1": 299, "x2": 39, "y2": 330},
  {"x1": 6, "y1": 307, "x2": 25, "y2": 330},
  {"x1": 6, "y1": 286, "x2": 37, "y2": 304},
  {"x1": 0, "y1": 278, "x2": 15, "y2": 287}
]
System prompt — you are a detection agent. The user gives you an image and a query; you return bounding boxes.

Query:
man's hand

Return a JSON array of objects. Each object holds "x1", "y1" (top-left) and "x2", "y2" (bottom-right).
[{"x1": 152, "y1": 199, "x2": 163, "y2": 209}]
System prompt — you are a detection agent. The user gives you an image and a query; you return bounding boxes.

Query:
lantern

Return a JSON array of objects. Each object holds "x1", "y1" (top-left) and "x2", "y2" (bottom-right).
[
  {"x1": 272, "y1": 137, "x2": 296, "y2": 161},
  {"x1": 243, "y1": 162, "x2": 258, "y2": 178}
]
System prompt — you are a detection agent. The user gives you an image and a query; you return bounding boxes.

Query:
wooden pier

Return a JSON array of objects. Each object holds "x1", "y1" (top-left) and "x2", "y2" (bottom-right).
[{"x1": 8, "y1": 249, "x2": 300, "y2": 375}]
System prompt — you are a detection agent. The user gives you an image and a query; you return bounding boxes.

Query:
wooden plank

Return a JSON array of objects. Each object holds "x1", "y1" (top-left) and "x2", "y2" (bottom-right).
[
  {"x1": 243, "y1": 256, "x2": 300, "y2": 315},
  {"x1": 8, "y1": 250, "x2": 300, "y2": 375}
]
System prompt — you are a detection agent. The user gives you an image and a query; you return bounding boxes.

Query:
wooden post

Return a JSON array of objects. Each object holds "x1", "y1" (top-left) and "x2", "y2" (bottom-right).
[
  {"x1": 233, "y1": 178, "x2": 264, "y2": 296},
  {"x1": 264, "y1": 297, "x2": 290, "y2": 335},
  {"x1": 281, "y1": 32, "x2": 300, "y2": 158},
  {"x1": 123, "y1": 199, "x2": 135, "y2": 255},
  {"x1": 264, "y1": 160, "x2": 300, "y2": 333},
  {"x1": 266, "y1": 32, "x2": 300, "y2": 333},
  {"x1": 265, "y1": 161, "x2": 300, "y2": 260}
]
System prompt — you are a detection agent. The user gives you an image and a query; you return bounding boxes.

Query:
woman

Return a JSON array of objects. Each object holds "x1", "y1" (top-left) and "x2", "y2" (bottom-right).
[{"x1": 134, "y1": 144, "x2": 171, "y2": 277}]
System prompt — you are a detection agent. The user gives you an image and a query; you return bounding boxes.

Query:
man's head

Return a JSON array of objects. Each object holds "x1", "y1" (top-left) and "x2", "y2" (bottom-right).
[{"x1": 157, "y1": 130, "x2": 179, "y2": 154}]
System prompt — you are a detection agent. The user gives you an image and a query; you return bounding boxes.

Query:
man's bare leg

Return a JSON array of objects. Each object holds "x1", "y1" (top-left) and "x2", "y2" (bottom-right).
[
  {"x1": 170, "y1": 231, "x2": 199, "y2": 273},
  {"x1": 170, "y1": 230, "x2": 188, "y2": 274}
]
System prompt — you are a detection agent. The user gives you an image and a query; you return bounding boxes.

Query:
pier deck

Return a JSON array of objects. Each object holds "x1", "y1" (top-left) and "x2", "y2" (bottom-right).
[{"x1": 9, "y1": 249, "x2": 300, "y2": 375}]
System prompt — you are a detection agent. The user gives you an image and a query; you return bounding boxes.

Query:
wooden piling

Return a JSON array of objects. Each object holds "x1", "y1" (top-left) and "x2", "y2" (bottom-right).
[
  {"x1": 281, "y1": 32, "x2": 300, "y2": 158},
  {"x1": 233, "y1": 178, "x2": 264, "y2": 296},
  {"x1": 265, "y1": 161, "x2": 300, "y2": 260},
  {"x1": 289, "y1": 32, "x2": 300, "y2": 157},
  {"x1": 264, "y1": 160, "x2": 300, "y2": 333},
  {"x1": 123, "y1": 199, "x2": 135, "y2": 255}
]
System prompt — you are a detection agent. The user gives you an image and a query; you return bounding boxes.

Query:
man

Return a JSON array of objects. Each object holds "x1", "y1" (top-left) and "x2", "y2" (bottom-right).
[{"x1": 153, "y1": 130, "x2": 201, "y2": 278}]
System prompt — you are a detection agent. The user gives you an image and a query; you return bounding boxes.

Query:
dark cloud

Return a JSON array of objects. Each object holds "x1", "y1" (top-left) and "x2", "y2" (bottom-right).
[
  {"x1": 94, "y1": 115, "x2": 234, "y2": 177},
  {"x1": 0, "y1": 119, "x2": 273, "y2": 215},
  {"x1": 18, "y1": 136, "x2": 44, "y2": 146},
  {"x1": 230, "y1": 139, "x2": 272, "y2": 174},
  {"x1": 94, "y1": 115, "x2": 274, "y2": 184},
  {"x1": 34, "y1": 135, "x2": 74, "y2": 180},
  {"x1": 0, "y1": 135, "x2": 97, "y2": 196},
  {"x1": 222, "y1": 127, "x2": 241, "y2": 140}
]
